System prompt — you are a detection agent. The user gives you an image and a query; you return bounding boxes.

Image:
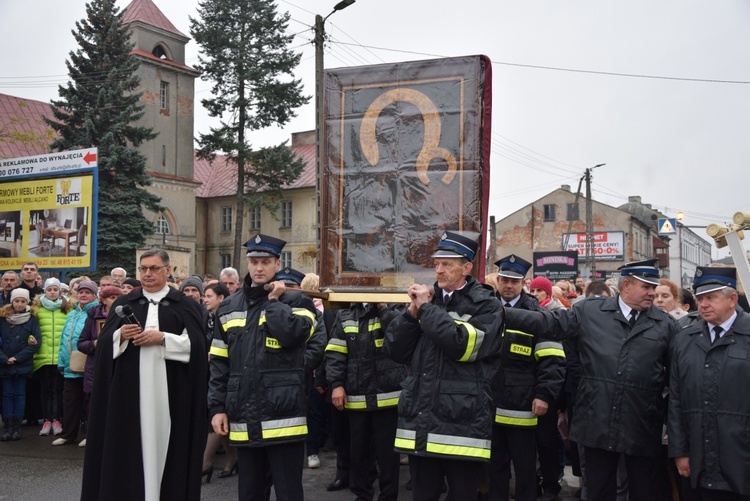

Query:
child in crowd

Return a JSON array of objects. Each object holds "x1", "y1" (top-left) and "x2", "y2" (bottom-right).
[
  {"x1": 31, "y1": 278, "x2": 72, "y2": 436},
  {"x1": 0, "y1": 289, "x2": 41, "y2": 441}
]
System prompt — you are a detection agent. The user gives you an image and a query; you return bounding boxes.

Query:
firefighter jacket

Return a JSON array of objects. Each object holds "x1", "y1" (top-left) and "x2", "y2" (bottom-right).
[
  {"x1": 207, "y1": 277, "x2": 322, "y2": 447},
  {"x1": 491, "y1": 291, "x2": 565, "y2": 428},
  {"x1": 668, "y1": 311, "x2": 750, "y2": 494},
  {"x1": 505, "y1": 294, "x2": 678, "y2": 457},
  {"x1": 384, "y1": 276, "x2": 504, "y2": 462},
  {"x1": 325, "y1": 303, "x2": 407, "y2": 411}
]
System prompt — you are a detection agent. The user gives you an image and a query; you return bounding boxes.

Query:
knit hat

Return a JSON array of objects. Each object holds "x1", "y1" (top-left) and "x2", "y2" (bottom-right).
[
  {"x1": 77, "y1": 280, "x2": 99, "y2": 295},
  {"x1": 99, "y1": 285, "x2": 125, "y2": 301},
  {"x1": 122, "y1": 278, "x2": 141, "y2": 288},
  {"x1": 44, "y1": 278, "x2": 61, "y2": 290},
  {"x1": 179, "y1": 276, "x2": 204, "y2": 295},
  {"x1": 10, "y1": 288, "x2": 30, "y2": 303},
  {"x1": 529, "y1": 276, "x2": 553, "y2": 298}
]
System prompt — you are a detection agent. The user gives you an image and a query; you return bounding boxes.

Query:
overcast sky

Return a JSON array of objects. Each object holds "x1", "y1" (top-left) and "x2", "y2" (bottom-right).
[{"x1": 2, "y1": 0, "x2": 749, "y2": 259}]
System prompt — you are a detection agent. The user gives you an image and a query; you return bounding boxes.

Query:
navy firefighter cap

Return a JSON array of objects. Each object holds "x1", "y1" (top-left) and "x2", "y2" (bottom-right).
[
  {"x1": 495, "y1": 254, "x2": 532, "y2": 279},
  {"x1": 275, "y1": 267, "x2": 306, "y2": 286},
  {"x1": 618, "y1": 259, "x2": 660, "y2": 285},
  {"x1": 244, "y1": 234, "x2": 286, "y2": 258},
  {"x1": 431, "y1": 231, "x2": 478, "y2": 261},
  {"x1": 693, "y1": 267, "x2": 737, "y2": 296}
]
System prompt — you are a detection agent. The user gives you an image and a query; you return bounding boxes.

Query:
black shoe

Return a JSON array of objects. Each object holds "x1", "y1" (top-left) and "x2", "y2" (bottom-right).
[
  {"x1": 218, "y1": 463, "x2": 238, "y2": 478},
  {"x1": 326, "y1": 479, "x2": 348, "y2": 491},
  {"x1": 201, "y1": 466, "x2": 214, "y2": 484}
]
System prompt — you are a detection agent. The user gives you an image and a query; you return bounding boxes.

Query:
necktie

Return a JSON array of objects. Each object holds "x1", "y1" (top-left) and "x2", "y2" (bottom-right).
[
  {"x1": 712, "y1": 325, "x2": 723, "y2": 344},
  {"x1": 628, "y1": 311, "x2": 637, "y2": 328}
]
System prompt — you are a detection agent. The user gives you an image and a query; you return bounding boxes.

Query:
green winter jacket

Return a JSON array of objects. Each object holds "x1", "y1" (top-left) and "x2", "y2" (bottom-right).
[{"x1": 33, "y1": 306, "x2": 69, "y2": 372}]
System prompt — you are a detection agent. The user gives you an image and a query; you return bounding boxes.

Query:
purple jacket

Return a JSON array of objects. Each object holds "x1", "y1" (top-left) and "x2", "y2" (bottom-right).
[{"x1": 77, "y1": 304, "x2": 108, "y2": 393}]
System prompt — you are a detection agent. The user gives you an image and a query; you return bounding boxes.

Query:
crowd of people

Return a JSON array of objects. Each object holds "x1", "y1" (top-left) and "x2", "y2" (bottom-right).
[{"x1": 1, "y1": 234, "x2": 748, "y2": 501}]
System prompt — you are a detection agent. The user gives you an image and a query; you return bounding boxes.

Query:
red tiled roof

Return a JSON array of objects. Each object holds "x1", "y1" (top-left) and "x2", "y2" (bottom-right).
[
  {"x1": 0, "y1": 93, "x2": 57, "y2": 159},
  {"x1": 194, "y1": 144, "x2": 317, "y2": 198},
  {"x1": 130, "y1": 49, "x2": 199, "y2": 75},
  {"x1": 122, "y1": 0, "x2": 187, "y2": 39}
]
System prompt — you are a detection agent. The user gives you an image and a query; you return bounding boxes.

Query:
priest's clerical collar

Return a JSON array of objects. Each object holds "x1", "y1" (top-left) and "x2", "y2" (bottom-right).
[{"x1": 143, "y1": 285, "x2": 170, "y2": 304}]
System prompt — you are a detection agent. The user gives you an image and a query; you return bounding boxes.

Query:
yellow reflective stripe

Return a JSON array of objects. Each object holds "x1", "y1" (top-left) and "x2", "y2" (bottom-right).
[
  {"x1": 223, "y1": 318, "x2": 246, "y2": 330},
  {"x1": 426, "y1": 433, "x2": 491, "y2": 459},
  {"x1": 292, "y1": 308, "x2": 316, "y2": 340},
  {"x1": 229, "y1": 430, "x2": 249, "y2": 441},
  {"x1": 261, "y1": 425, "x2": 308, "y2": 439},
  {"x1": 395, "y1": 429, "x2": 416, "y2": 450},
  {"x1": 505, "y1": 329, "x2": 533, "y2": 337},
  {"x1": 265, "y1": 337, "x2": 281, "y2": 349},
  {"x1": 229, "y1": 422, "x2": 249, "y2": 442},
  {"x1": 534, "y1": 341, "x2": 566, "y2": 360},
  {"x1": 209, "y1": 345, "x2": 228, "y2": 358},
  {"x1": 495, "y1": 408, "x2": 537, "y2": 426},
  {"x1": 259, "y1": 314, "x2": 267, "y2": 326},
  {"x1": 343, "y1": 325, "x2": 359, "y2": 334},
  {"x1": 377, "y1": 390, "x2": 401, "y2": 407},
  {"x1": 325, "y1": 338, "x2": 348, "y2": 354},
  {"x1": 344, "y1": 401, "x2": 368, "y2": 410},
  {"x1": 368, "y1": 321, "x2": 381, "y2": 332},
  {"x1": 535, "y1": 347, "x2": 566, "y2": 360},
  {"x1": 455, "y1": 319, "x2": 478, "y2": 362},
  {"x1": 374, "y1": 338, "x2": 384, "y2": 348},
  {"x1": 261, "y1": 417, "x2": 308, "y2": 439}
]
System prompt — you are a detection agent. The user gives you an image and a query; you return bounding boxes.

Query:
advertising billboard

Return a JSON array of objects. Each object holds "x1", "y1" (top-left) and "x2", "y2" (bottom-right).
[
  {"x1": 532, "y1": 251, "x2": 579, "y2": 280},
  {"x1": 0, "y1": 148, "x2": 98, "y2": 271},
  {"x1": 562, "y1": 231, "x2": 625, "y2": 261}
]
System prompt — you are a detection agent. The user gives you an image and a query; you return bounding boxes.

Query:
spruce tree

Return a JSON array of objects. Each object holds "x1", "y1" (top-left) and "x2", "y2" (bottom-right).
[
  {"x1": 191, "y1": 0, "x2": 310, "y2": 267},
  {"x1": 44, "y1": 0, "x2": 161, "y2": 277}
]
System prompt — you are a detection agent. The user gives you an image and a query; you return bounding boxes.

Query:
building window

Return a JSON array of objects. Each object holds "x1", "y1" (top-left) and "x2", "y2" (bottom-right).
[
  {"x1": 220, "y1": 253, "x2": 231, "y2": 270},
  {"x1": 543, "y1": 204, "x2": 556, "y2": 222},
  {"x1": 155, "y1": 214, "x2": 170, "y2": 235},
  {"x1": 160, "y1": 81, "x2": 169, "y2": 110},
  {"x1": 221, "y1": 206, "x2": 232, "y2": 232},
  {"x1": 281, "y1": 251, "x2": 292, "y2": 269},
  {"x1": 280, "y1": 200, "x2": 292, "y2": 229},
  {"x1": 566, "y1": 203, "x2": 579, "y2": 221},
  {"x1": 249, "y1": 206, "x2": 261, "y2": 231}
]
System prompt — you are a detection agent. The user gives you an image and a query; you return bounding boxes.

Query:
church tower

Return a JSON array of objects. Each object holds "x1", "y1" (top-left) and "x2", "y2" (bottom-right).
[{"x1": 122, "y1": 0, "x2": 201, "y2": 278}]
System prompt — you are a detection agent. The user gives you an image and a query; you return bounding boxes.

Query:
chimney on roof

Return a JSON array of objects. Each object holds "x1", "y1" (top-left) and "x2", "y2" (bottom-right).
[
  {"x1": 291, "y1": 130, "x2": 316, "y2": 148},
  {"x1": 561, "y1": 184, "x2": 571, "y2": 192},
  {"x1": 645, "y1": 204, "x2": 652, "y2": 209},
  {"x1": 628, "y1": 196, "x2": 642, "y2": 204}
]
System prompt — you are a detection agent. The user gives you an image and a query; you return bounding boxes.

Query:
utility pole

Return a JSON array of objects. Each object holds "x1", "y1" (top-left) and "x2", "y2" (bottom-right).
[{"x1": 584, "y1": 163, "x2": 606, "y2": 280}]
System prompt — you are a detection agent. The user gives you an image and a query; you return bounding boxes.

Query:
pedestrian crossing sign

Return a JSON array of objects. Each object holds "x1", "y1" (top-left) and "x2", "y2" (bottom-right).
[{"x1": 658, "y1": 218, "x2": 677, "y2": 235}]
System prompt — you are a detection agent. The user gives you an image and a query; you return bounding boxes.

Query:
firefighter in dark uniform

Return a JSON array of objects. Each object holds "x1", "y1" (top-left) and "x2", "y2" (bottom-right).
[
  {"x1": 669, "y1": 267, "x2": 750, "y2": 499},
  {"x1": 384, "y1": 231, "x2": 504, "y2": 500},
  {"x1": 488, "y1": 255, "x2": 566, "y2": 501},
  {"x1": 326, "y1": 302, "x2": 406, "y2": 500},
  {"x1": 207, "y1": 235, "x2": 323, "y2": 501},
  {"x1": 504, "y1": 259, "x2": 679, "y2": 501}
]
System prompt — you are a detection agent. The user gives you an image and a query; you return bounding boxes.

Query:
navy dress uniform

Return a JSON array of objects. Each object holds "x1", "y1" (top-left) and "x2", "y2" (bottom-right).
[
  {"x1": 384, "y1": 231, "x2": 504, "y2": 500},
  {"x1": 489, "y1": 255, "x2": 566, "y2": 501},
  {"x1": 504, "y1": 259, "x2": 679, "y2": 501},
  {"x1": 669, "y1": 267, "x2": 750, "y2": 498},
  {"x1": 208, "y1": 235, "x2": 322, "y2": 501}
]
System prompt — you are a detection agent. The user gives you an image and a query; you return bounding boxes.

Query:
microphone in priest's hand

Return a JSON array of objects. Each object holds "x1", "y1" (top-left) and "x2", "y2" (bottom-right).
[{"x1": 115, "y1": 304, "x2": 142, "y2": 329}]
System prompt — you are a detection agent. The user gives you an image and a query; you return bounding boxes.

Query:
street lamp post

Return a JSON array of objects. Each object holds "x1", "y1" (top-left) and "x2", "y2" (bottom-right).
[
  {"x1": 584, "y1": 163, "x2": 605, "y2": 280},
  {"x1": 315, "y1": 0, "x2": 355, "y2": 269}
]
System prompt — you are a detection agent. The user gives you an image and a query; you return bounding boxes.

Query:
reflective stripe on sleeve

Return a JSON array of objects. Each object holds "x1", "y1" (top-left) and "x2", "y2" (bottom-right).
[
  {"x1": 534, "y1": 341, "x2": 566, "y2": 360},
  {"x1": 426, "y1": 432, "x2": 491, "y2": 459},
  {"x1": 494, "y1": 408, "x2": 538, "y2": 426},
  {"x1": 344, "y1": 395, "x2": 367, "y2": 410},
  {"x1": 292, "y1": 307, "x2": 316, "y2": 340},
  {"x1": 368, "y1": 320, "x2": 382, "y2": 332},
  {"x1": 220, "y1": 311, "x2": 247, "y2": 330},
  {"x1": 209, "y1": 338, "x2": 229, "y2": 358},
  {"x1": 449, "y1": 314, "x2": 486, "y2": 362},
  {"x1": 325, "y1": 338, "x2": 348, "y2": 354},
  {"x1": 229, "y1": 422, "x2": 249, "y2": 442},
  {"x1": 342, "y1": 320, "x2": 358, "y2": 334},
  {"x1": 394, "y1": 428, "x2": 416, "y2": 450}
]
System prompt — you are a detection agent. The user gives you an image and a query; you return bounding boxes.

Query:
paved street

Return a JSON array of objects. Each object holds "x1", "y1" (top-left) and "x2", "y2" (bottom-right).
[{"x1": 0, "y1": 427, "x2": 580, "y2": 500}]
